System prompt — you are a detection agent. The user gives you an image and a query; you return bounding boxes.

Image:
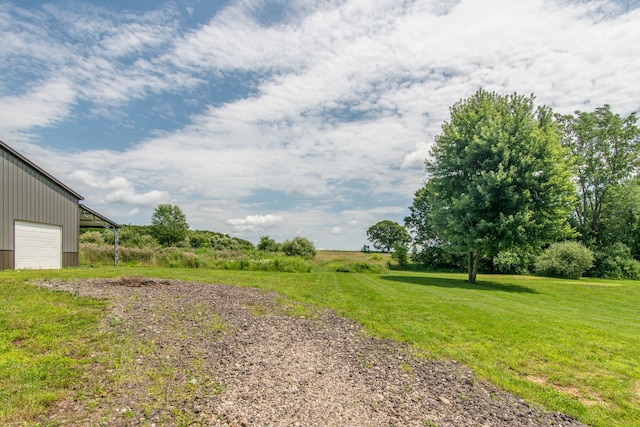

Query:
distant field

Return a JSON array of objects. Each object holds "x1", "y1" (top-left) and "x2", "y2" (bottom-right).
[{"x1": 1, "y1": 251, "x2": 639, "y2": 426}]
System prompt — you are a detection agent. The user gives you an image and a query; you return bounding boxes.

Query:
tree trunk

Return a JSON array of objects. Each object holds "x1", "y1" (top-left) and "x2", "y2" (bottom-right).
[{"x1": 467, "y1": 251, "x2": 480, "y2": 283}]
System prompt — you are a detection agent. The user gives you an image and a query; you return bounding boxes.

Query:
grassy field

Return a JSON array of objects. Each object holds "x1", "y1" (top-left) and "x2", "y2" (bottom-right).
[
  {"x1": 0, "y1": 277, "x2": 109, "y2": 423},
  {"x1": 1, "y1": 252, "x2": 639, "y2": 426}
]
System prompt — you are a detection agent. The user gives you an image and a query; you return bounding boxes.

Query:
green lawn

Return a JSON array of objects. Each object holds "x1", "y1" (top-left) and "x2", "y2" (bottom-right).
[
  {"x1": 1, "y1": 265, "x2": 639, "y2": 426},
  {"x1": 0, "y1": 277, "x2": 109, "y2": 423}
]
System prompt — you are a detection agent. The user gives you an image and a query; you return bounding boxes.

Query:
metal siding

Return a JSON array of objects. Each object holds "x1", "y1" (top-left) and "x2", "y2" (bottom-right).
[
  {"x1": 0, "y1": 145, "x2": 80, "y2": 261},
  {"x1": 0, "y1": 250, "x2": 13, "y2": 270},
  {"x1": 1, "y1": 151, "x2": 7, "y2": 250},
  {"x1": 63, "y1": 252, "x2": 78, "y2": 268}
]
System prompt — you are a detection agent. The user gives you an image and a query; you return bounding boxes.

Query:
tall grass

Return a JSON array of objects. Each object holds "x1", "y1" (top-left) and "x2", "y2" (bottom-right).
[{"x1": 80, "y1": 243, "x2": 314, "y2": 272}]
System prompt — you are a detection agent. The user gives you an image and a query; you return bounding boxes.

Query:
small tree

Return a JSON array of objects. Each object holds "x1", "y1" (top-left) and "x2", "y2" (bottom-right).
[
  {"x1": 282, "y1": 236, "x2": 316, "y2": 259},
  {"x1": 366, "y1": 220, "x2": 410, "y2": 253},
  {"x1": 150, "y1": 204, "x2": 189, "y2": 247},
  {"x1": 391, "y1": 241, "x2": 409, "y2": 267}
]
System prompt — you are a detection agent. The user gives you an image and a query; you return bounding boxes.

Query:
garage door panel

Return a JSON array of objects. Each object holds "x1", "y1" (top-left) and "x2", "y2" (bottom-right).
[{"x1": 15, "y1": 221, "x2": 62, "y2": 269}]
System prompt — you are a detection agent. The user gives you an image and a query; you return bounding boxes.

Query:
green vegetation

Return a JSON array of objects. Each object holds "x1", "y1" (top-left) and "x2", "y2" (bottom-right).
[
  {"x1": 80, "y1": 226, "x2": 318, "y2": 272},
  {"x1": 403, "y1": 96, "x2": 640, "y2": 281},
  {"x1": 281, "y1": 236, "x2": 317, "y2": 260},
  {"x1": 418, "y1": 90, "x2": 575, "y2": 283},
  {"x1": 150, "y1": 204, "x2": 189, "y2": 247},
  {"x1": 2, "y1": 257, "x2": 639, "y2": 426},
  {"x1": 557, "y1": 105, "x2": 640, "y2": 251},
  {"x1": 535, "y1": 241, "x2": 595, "y2": 279},
  {"x1": 0, "y1": 278, "x2": 109, "y2": 423},
  {"x1": 366, "y1": 220, "x2": 410, "y2": 253}
]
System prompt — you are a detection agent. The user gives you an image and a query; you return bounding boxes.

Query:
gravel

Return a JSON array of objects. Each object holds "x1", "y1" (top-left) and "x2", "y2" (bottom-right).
[{"x1": 35, "y1": 277, "x2": 587, "y2": 427}]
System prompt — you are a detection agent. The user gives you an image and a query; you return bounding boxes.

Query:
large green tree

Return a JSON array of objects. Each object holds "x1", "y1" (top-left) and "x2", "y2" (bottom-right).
[
  {"x1": 366, "y1": 220, "x2": 410, "y2": 253},
  {"x1": 423, "y1": 90, "x2": 575, "y2": 283},
  {"x1": 556, "y1": 105, "x2": 640, "y2": 248},
  {"x1": 150, "y1": 204, "x2": 189, "y2": 247}
]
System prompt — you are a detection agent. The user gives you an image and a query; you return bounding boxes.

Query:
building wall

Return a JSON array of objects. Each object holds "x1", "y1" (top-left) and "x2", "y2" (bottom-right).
[{"x1": 0, "y1": 147, "x2": 80, "y2": 270}]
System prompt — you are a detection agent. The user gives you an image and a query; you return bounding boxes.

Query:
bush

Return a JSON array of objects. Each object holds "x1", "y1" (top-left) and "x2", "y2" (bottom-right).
[
  {"x1": 258, "y1": 235, "x2": 281, "y2": 252},
  {"x1": 591, "y1": 242, "x2": 640, "y2": 280},
  {"x1": 535, "y1": 241, "x2": 594, "y2": 279},
  {"x1": 282, "y1": 236, "x2": 316, "y2": 260},
  {"x1": 79, "y1": 231, "x2": 105, "y2": 244}
]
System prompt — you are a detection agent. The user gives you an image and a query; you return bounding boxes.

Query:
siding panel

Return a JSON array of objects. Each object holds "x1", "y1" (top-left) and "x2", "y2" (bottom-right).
[
  {"x1": 1, "y1": 143, "x2": 81, "y2": 269},
  {"x1": 0, "y1": 250, "x2": 13, "y2": 270}
]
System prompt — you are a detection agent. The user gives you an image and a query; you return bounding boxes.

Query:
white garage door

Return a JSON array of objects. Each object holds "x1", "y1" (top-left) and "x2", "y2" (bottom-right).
[{"x1": 15, "y1": 221, "x2": 62, "y2": 269}]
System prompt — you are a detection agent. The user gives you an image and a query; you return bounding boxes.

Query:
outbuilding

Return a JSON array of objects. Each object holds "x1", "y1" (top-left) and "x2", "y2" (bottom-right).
[{"x1": 1, "y1": 140, "x2": 119, "y2": 270}]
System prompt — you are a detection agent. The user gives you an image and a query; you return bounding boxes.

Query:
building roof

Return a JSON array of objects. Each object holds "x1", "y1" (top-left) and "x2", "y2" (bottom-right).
[
  {"x1": 79, "y1": 204, "x2": 120, "y2": 229},
  {"x1": 0, "y1": 139, "x2": 84, "y2": 200}
]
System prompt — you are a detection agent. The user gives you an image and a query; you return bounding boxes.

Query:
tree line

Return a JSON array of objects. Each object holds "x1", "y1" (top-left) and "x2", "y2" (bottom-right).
[{"x1": 368, "y1": 90, "x2": 640, "y2": 282}]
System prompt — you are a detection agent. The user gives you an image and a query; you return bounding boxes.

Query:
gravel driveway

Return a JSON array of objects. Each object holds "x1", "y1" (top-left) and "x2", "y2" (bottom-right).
[{"x1": 35, "y1": 278, "x2": 586, "y2": 427}]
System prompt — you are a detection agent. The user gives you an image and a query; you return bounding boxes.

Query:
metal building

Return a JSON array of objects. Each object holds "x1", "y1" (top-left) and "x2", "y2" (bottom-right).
[{"x1": 1, "y1": 140, "x2": 119, "y2": 270}]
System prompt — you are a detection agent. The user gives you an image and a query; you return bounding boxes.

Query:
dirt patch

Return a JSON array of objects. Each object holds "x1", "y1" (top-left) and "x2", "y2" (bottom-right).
[
  {"x1": 526, "y1": 375, "x2": 605, "y2": 408},
  {"x1": 34, "y1": 278, "x2": 586, "y2": 427}
]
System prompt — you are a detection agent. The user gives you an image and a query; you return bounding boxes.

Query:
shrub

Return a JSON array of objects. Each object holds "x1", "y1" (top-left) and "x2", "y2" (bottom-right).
[
  {"x1": 535, "y1": 241, "x2": 594, "y2": 279},
  {"x1": 79, "y1": 231, "x2": 105, "y2": 244},
  {"x1": 282, "y1": 236, "x2": 316, "y2": 260},
  {"x1": 258, "y1": 235, "x2": 281, "y2": 252},
  {"x1": 591, "y1": 242, "x2": 640, "y2": 280}
]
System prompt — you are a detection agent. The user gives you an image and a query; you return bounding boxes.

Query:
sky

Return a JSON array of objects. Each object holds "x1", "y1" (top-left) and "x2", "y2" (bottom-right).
[{"x1": 1, "y1": 0, "x2": 640, "y2": 250}]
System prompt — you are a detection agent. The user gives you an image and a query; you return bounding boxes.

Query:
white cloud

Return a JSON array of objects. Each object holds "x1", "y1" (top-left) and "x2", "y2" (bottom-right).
[
  {"x1": 226, "y1": 214, "x2": 285, "y2": 232},
  {"x1": 330, "y1": 226, "x2": 342, "y2": 235},
  {"x1": 2, "y1": 0, "x2": 640, "y2": 249},
  {"x1": 0, "y1": 78, "x2": 75, "y2": 132},
  {"x1": 104, "y1": 189, "x2": 169, "y2": 207},
  {"x1": 66, "y1": 169, "x2": 169, "y2": 208}
]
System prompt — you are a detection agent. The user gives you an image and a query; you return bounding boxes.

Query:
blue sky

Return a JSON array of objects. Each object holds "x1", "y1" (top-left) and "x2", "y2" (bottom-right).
[{"x1": 1, "y1": 0, "x2": 640, "y2": 250}]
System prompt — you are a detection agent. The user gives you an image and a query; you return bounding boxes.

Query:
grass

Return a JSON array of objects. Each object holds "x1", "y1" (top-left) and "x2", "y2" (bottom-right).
[
  {"x1": 1, "y1": 253, "x2": 640, "y2": 426},
  {"x1": 0, "y1": 278, "x2": 109, "y2": 423}
]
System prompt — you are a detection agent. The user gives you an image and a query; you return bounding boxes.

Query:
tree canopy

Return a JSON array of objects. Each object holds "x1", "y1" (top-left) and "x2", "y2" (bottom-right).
[
  {"x1": 422, "y1": 89, "x2": 575, "y2": 282},
  {"x1": 556, "y1": 105, "x2": 640, "y2": 247},
  {"x1": 366, "y1": 220, "x2": 410, "y2": 253},
  {"x1": 150, "y1": 204, "x2": 189, "y2": 247}
]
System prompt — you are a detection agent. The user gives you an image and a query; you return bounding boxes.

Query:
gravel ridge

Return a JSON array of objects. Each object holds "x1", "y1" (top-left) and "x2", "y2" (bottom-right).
[{"x1": 35, "y1": 278, "x2": 587, "y2": 427}]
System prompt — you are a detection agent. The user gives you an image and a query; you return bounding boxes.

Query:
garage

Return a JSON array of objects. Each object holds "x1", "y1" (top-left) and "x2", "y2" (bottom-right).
[
  {"x1": 1, "y1": 140, "x2": 119, "y2": 270},
  {"x1": 14, "y1": 221, "x2": 62, "y2": 269}
]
